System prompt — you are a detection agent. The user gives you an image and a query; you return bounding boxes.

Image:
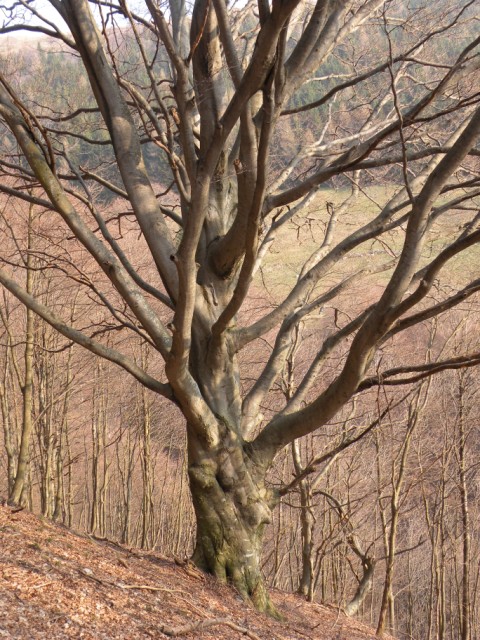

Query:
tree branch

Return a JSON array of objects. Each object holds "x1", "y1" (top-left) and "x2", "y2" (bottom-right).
[{"x1": 0, "y1": 266, "x2": 172, "y2": 398}]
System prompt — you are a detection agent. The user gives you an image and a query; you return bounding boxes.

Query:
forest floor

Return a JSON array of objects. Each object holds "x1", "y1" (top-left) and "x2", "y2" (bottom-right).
[{"x1": 0, "y1": 503, "x2": 395, "y2": 640}]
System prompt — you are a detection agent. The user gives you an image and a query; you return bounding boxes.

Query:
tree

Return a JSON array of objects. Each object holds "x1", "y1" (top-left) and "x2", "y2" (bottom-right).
[
  {"x1": 9, "y1": 203, "x2": 35, "y2": 506},
  {"x1": 0, "y1": 0, "x2": 479, "y2": 614}
]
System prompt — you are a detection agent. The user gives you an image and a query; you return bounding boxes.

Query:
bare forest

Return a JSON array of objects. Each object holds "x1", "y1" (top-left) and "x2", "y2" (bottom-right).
[{"x1": 0, "y1": 0, "x2": 480, "y2": 638}]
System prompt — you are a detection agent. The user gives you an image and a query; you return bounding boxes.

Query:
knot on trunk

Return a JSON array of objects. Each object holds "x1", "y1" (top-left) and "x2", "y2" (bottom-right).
[{"x1": 189, "y1": 462, "x2": 216, "y2": 489}]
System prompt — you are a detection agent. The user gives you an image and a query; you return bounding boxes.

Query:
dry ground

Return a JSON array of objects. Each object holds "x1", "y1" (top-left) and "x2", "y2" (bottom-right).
[{"x1": 0, "y1": 503, "x2": 395, "y2": 640}]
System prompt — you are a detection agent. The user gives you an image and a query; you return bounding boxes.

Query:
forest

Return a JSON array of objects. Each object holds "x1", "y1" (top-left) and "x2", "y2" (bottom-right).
[{"x1": 0, "y1": 0, "x2": 479, "y2": 638}]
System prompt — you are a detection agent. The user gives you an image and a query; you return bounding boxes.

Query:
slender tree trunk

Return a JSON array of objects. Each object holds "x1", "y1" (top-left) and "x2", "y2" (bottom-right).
[
  {"x1": 291, "y1": 441, "x2": 315, "y2": 600},
  {"x1": 377, "y1": 391, "x2": 422, "y2": 637},
  {"x1": 141, "y1": 385, "x2": 153, "y2": 549},
  {"x1": 457, "y1": 382, "x2": 471, "y2": 640},
  {"x1": 53, "y1": 347, "x2": 73, "y2": 522},
  {"x1": 298, "y1": 486, "x2": 315, "y2": 600},
  {"x1": 118, "y1": 427, "x2": 136, "y2": 545},
  {"x1": 90, "y1": 362, "x2": 110, "y2": 535},
  {"x1": 9, "y1": 206, "x2": 35, "y2": 505},
  {"x1": 0, "y1": 354, "x2": 16, "y2": 493}
]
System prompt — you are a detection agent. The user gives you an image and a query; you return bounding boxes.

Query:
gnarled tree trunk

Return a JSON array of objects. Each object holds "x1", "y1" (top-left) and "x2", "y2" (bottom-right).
[{"x1": 188, "y1": 429, "x2": 278, "y2": 615}]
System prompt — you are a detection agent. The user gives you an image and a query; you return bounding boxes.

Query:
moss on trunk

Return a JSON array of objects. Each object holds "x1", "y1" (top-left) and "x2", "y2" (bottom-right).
[{"x1": 188, "y1": 442, "x2": 280, "y2": 617}]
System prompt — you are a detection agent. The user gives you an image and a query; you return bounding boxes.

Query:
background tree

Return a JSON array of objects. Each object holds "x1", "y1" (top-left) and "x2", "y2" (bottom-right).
[{"x1": 0, "y1": 0, "x2": 479, "y2": 615}]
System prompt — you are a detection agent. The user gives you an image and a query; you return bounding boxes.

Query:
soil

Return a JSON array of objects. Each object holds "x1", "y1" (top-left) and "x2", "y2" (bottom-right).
[{"x1": 0, "y1": 503, "x2": 395, "y2": 640}]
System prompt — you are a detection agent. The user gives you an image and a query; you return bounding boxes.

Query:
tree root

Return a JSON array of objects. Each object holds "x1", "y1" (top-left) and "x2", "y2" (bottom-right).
[{"x1": 160, "y1": 617, "x2": 263, "y2": 639}]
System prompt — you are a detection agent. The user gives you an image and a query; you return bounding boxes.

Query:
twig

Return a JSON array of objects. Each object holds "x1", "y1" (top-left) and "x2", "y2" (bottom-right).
[
  {"x1": 86, "y1": 533, "x2": 142, "y2": 558},
  {"x1": 78, "y1": 568, "x2": 111, "y2": 586},
  {"x1": 78, "y1": 569, "x2": 190, "y2": 598},
  {"x1": 28, "y1": 581, "x2": 56, "y2": 590},
  {"x1": 118, "y1": 584, "x2": 179, "y2": 593},
  {"x1": 160, "y1": 617, "x2": 263, "y2": 639}
]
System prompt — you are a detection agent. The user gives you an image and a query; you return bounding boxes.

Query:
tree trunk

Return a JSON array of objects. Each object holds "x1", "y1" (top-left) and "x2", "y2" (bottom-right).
[
  {"x1": 457, "y1": 382, "x2": 471, "y2": 640},
  {"x1": 9, "y1": 205, "x2": 35, "y2": 506},
  {"x1": 187, "y1": 431, "x2": 279, "y2": 616},
  {"x1": 297, "y1": 488, "x2": 315, "y2": 601},
  {"x1": 345, "y1": 555, "x2": 374, "y2": 617}
]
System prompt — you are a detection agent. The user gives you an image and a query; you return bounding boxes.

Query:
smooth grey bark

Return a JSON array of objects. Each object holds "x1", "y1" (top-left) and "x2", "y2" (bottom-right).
[
  {"x1": 9, "y1": 206, "x2": 35, "y2": 506},
  {"x1": 456, "y1": 374, "x2": 472, "y2": 640},
  {"x1": 0, "y1": 302, "x2": 19, "y2": 494}
]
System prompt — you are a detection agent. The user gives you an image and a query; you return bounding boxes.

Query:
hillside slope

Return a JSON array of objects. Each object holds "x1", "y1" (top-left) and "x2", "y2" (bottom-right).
[{"x1": 0, "y1": 504, "x2": 394, "y2": 640}]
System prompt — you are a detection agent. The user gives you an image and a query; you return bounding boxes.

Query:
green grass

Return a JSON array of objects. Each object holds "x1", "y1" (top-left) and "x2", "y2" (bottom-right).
[{"x1": 256, "y1": 186, "x2": 480, "y2": 301}]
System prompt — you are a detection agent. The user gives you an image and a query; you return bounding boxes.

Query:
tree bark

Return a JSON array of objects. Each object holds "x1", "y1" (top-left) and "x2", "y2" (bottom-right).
[
  {"x1": 9, "y1": 205, "x2": 35, "y2": 506},
  {"x1": 188, "y1": 429, "x2": 278, "y2": 616},
  {"x1": 457, "y1": 376, "x2": 471, "y2": 640}
]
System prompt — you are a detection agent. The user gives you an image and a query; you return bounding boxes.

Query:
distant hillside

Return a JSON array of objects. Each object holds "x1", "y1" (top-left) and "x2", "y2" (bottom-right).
[
  {"x1": 0, "y1": 34, "x2": 43, "y2": 52},
  {"x1": 0, "y1": 503, "x2": 394, "y2": 640}
]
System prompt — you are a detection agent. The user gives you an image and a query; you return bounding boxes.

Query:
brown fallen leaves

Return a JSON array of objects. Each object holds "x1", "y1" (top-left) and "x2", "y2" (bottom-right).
[{"x1": 0, "y1": 503, "x2": 395, "y2": 640}]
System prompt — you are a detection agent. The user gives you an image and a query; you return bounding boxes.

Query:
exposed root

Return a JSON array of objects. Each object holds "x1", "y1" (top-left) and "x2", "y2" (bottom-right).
[{"x1": 160, "y1": 616, "x2": 263, "y2": 639}]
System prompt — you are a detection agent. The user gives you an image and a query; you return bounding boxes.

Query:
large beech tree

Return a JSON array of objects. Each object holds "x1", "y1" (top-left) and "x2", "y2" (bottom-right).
[{"x1": 0, "y1": 0, "x2": 479, "y2": 613}]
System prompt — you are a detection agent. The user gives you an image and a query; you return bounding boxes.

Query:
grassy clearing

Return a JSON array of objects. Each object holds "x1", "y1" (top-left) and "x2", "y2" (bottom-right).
[
  {"x1": 259, "y1": 186, "x2": 395, "y2": 297},
  {"x1": 257, "y1": 186, "x2": 480, "y2": 301}
]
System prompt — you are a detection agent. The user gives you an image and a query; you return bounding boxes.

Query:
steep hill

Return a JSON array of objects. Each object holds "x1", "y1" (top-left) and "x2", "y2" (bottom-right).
[{"x1": 0, "y1": 503, "x2": 394, "y2": 640}]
